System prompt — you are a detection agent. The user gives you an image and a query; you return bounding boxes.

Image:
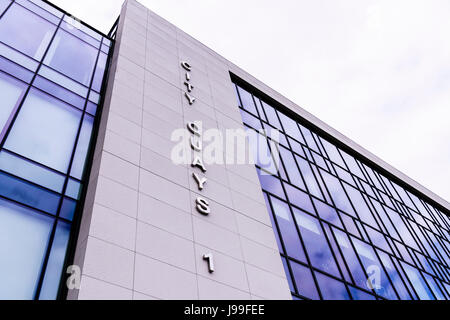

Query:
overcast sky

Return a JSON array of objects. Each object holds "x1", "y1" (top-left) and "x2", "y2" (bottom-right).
[{"x1": 52, "y1": 0, "x2": 450, "y2": 203}]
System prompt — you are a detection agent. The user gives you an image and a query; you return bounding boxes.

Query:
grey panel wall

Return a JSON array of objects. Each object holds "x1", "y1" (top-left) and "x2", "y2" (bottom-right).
[{"x1": 68, "y1": 0, "x2": 292, "y2": 300}]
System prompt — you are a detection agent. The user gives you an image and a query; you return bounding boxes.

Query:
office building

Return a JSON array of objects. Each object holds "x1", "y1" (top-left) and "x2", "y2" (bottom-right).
[{"x1": 0, "y1": 0, "x2": 448, "y2": 300}]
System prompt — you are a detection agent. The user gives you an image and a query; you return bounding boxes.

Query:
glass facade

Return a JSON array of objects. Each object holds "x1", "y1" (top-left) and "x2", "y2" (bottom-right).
[
  {"x1": 0, "y1": 0, "x2": 112, "y2": 299},
  {"x1": 234, "y1": 82, "x2": 450, "y2": 300}
]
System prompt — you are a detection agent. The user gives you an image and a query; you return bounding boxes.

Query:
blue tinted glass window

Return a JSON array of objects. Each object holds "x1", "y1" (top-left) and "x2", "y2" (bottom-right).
[
  {"x1": 340, "y1": 151, "x2": 365, "y2": 180},
  {"x1": 314, "y1": 199, "x2": 343, "y2": 228},
  {"x1": 261, "y1": 101, "x2": 282, "y2": 128},
  {"x1": 315, "y1": 272, "x2": 350, "y2": 300},
  {"x1": 284, "y1": 183, "x2": 314, "y2": 214},
  {"x1": 349, "y1": 286, "x2": 376, "y2": 300},
  {"x1": 320, "y1": 169, "x2": 356, "y2": 216},
  {"x1": 0, "y1": 1, "x2": 111, "y2": 301},
  {"x1": 352, "y1": 236, "x2": 398, "y2": 299},
  {"x1": 0, "y1": 171, "x2": 60, "y2": 214},
  {"x1": 38, "y1": 65, "x2": 89, "y2": 97},
  {"x1": 278, "y1": 112, "x2": 304, "y2": 143},
  {"x1": 385, "y1": 206, "x2": 420, "y2": 251},
  {"x1": 343, "y1": 183, "x2": 378, "y2": 229},
  {"x1": 281, "y1": 257, "x2": 295, "y2": 293},
  {"x1": 0, "y1": 198, "x2": 53, "y2": 299},
  {"x1": 257, "y1": 169, "x2": 285, "y2": 199},
  {"x1": 0, "y1": 71, "x2": 26, "y2": 134},
  {"x1": 235, "y1": 80, "x2": 450, "y2": 300},
  {"x1": 91, "y1": 51, "x2": 107, "y2": 92},
  {"x1": 299, "y1": 125, "x2": 319, "y2": 153},
  {"x1": 60, "y1": 197, "x2": 76, "y2": 221},
  {"x1": 32, "y1": 75, "x2": 86, "y2": 109},
  {"x1": 377, "y1": 250, "x2": 412, "y2": 299},
  {"x1": 296, "y1": 156, "x2": 323, "y2": 200},
  {"x1": 290, "y1": 260, "x2": 320, "y2": 300},
  {"x1": 236, "y1": 85, "x2": 257, "y2": 115},
  {"x1": 0, "y1": 4, "x2": 56, "y2": 60},
  {"x1": 0, "y1": 55, "x2": 34, "y2": 82},
  {"x1": 293, "y1": 208, "x2": 340, "y2": 277},
  {"x1": 38, "y1": 220, "x2": 70, "y2": 300},
  {"x1": 0, "y1": 0, "x2": 11, "y2": 15},
  {"x1": 240, "y1": 109, "x2": 261, "y2": 129},
  {"x1": 248, "y1": 132, "x2": 278, "y2": 174},
  {"x1": 16, "y1": 0, "x2": 61, "y2": 24},
  {"x1": 5, "y1": 88, "x2": 82, "y2": 173},
  {"x1": 44, "y1": 29, "x2": 98, "y2": 86},
  {"x1": 279, "y1": 146, "x2": 305, "y2": 189},
  {"x1": 401, "y1": 261, "x2": 435, "y2": 300},
  {"x1": 66, "y1": 179, "x2": 81, "y2": 200},
  {"x1": 0, "y1": 151, "x2": 65, "y2": 192},
  {"x1": 270, "y1": 196, "x2": 307, "y2": 263},
  {"x1": 333, "y1": 228, "x2": 368, "y2": 289},
  {"x1": 70, "y1": 115, "x2": 93, "y2": 179},
  {"x1": 422, "y1": 272, "x2": 445, "y2": 300},
  {"x1": 264, "y1": 193, "x2": 284, "y2": 252},
  {"x1": 320, "y1": 137, "x2": 346, "y2": 168}
]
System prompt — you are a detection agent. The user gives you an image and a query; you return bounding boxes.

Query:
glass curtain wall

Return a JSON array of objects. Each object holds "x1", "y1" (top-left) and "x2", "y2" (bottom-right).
[
  {"x1": 0, "y1": 0, "x2": 112, "y2": 300},
  {"x1": 234, "y1": 82, "x2": 450, "y2": 300}
]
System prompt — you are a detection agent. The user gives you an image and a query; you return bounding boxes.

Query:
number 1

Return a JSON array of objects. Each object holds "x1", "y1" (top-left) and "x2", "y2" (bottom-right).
[{"x1": 203, "y1": 253, "x2": 215, "y2": 273}]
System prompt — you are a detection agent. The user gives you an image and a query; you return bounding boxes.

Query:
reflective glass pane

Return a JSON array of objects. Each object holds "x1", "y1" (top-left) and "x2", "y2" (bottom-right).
[
  {"x1": 315, "y1": 272, "x2": 350, "y2": 300},
  {"x1": 0, "y1": 171, "x2": 60, "y2": 214},
  {"x1": 27, "y1": 0, "x2": 63, "y2": 19},
  {"x1": 0, "y1": 0, "x2": 11, "y2": 15},
  {"x1": 299, "y1": 125, "x2": 319, "y2": 153},
  {"x1": 320, "y1": 169, "x2": 356, "y2": 216},
  {"x1": 5, "y1": 88, "x2": 82, "y2": 173},
  {"x1": 333, "y1": 228, "x2": 368, "y2": 289},
  {"x1": 0, "y1": 4, "x2": 56, "y2": 60},
  {"x1": 320, "y1": 138, "x2": 346, "y2": 168},
  {"x1": 422, "y1": 272, "x2": 445, "y2": 300},
  {"x1": 352, "y1": 236, "x2": 398, "y2": 299},
  {"x1": 270, "y1": 196, "x2": 306, "y2": 263},
  {"x1": 401, "y1": 261, "x2": 435, "y2": 300},
  {"x1": 240, "y1": 109, "x2": 261, "y2": 129},
  {"x1": 257, "y1": 169, "x2": 285, "y2": 199},
  {"x1": 0, "y1": 71, "x2": 26, "y2": 133},
  {"x1": 293, "y1": 208, "x2": 340, "y2": 277},
  {"x1": 44, "y1": 29, "x2": 98, "y2": 86},
  {"x1": 340, "y1": 151, "x2": 365, "y2": 179},
  {"x1": 0, "y1": 55, "x2": 34, "y2": 82},
  {"x1": 281, "y1": 257, "x2": 295, "y2": 293},
  {"x1": 279, "y1": 146, "x2": 305, "y2": 190},
  {"x1": 70, "y1": 114, "x2": 93, "y2": 179},
  {"x1": 278, "y1": 112, "x2": 304, "y2": 143},
  {"x1": 0, "y1": 198, "x2": 53, "y2": 299},
  {"x1": 66, "y1": 179, "x2": 81, "y2": 200},
  {"x1": 39, "y1": 221, "x2": 70, "y2": 300},
  {"x1": 86, "y1": 101, "x2": 97, "y2": 116},
  {"x1": 343, "y1": 183, "x2": 378, "y2": 229},
  {"x1": 261, "y1": 101, "x2": 282, "y2": 129},
  {"x1": 314, "y1": 199, "x2": 342, "y2": 228},
  {"x1": 296, "y1": 156, "x2": 323, "y2": 200},
  {"x1": 377, "y1": 249, "x2": 412, "y2": 299},
  {"x1": 290, "y1": 260, "x2": 320, "y2": 300},
  {"x1": 38, "y1": 65, "x2": 89, "y2": 97},
  {"x1": 32, "y1": 75, "x2": 86, "y2": 109},
  {"x1": 284, "y1": 183, "x2": 314, "y2": 214},
  {"x1": 236, "y1": 85, "x2": 257, "y2": 115},
  {"x1": 60, "y1": 197, "x2": 76, "y2": 221},
  {"x1": 0, "y1": 151, "x2": 65, "y2": 192},
  {"x1": 248, "y1": 132, "x2": 278, "y2": 174},
  {"x1": 349, "y1": 286, "x2": 376, "y2": 300},
  {"x1": 92, "y1": 51, "x2": 107, "y2": 92}
]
